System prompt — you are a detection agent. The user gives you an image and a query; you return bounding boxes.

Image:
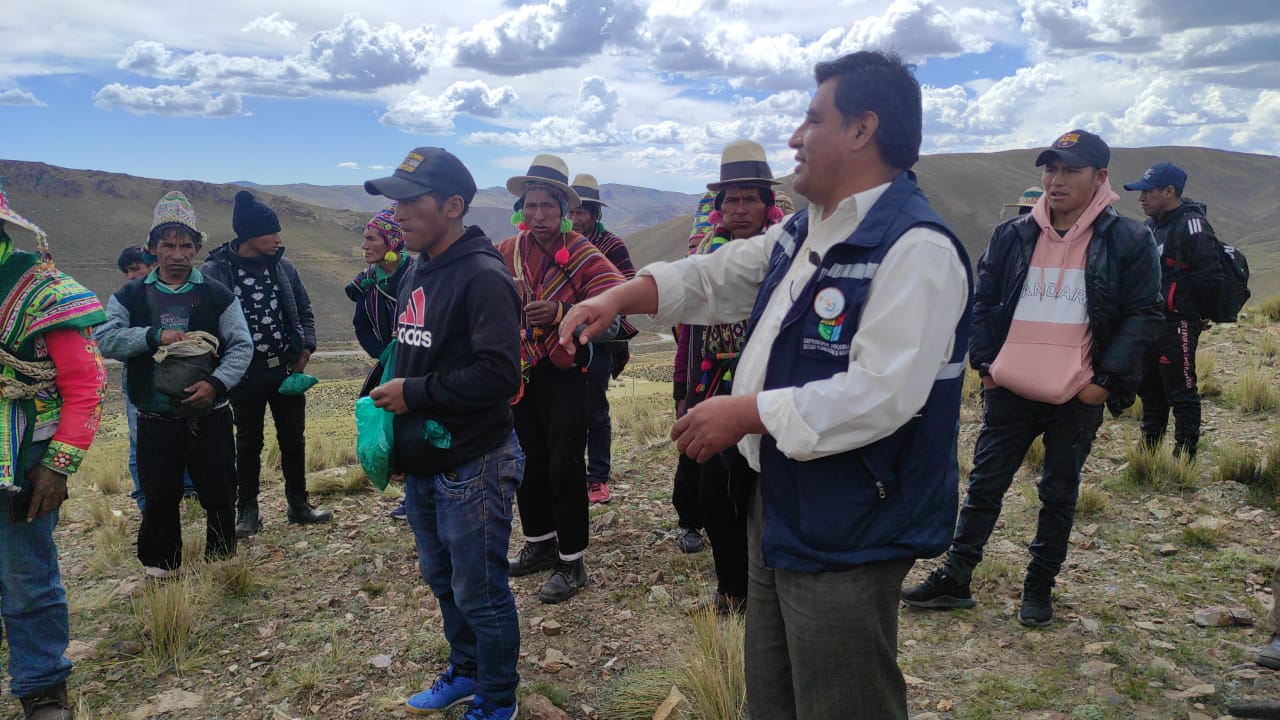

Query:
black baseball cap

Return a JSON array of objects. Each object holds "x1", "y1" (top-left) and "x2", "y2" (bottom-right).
[
  {"x1": 1123, "y1": 162, "x2": 1187, "y2": 193},
  {"x1": 364, "y1": 147, "x2": 478, "y2": 203},
  {"x1": 1035, "y1": 129, "x2": 1110, "y2": 169}
]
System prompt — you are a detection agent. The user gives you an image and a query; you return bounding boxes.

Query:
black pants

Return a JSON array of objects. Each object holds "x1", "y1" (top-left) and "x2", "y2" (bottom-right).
[
  {"x1": 231, "y1": 362, "x2": 307, "y2": 502},
  {"x1": 700, "y1": 450, "x2": 753, "y2": 598},
  {"x1": 584, "y1": 348, "x2": 612, "y2": 484},
  {"x1": 1139, "y1": 317, "x2": 1201, "y2": 451},
  {"x1": 136, "y1": 406, "x2": 237, "y2": 570},
  {"x1": 671, "y1": 449, "x2": 702, "y2": 531},
  {"x1": 513, "y1": 363, "x2": 589, "y2": 558},
  {"x1": 943, "y1": 388, "x2": 1103, "y2": 584}
]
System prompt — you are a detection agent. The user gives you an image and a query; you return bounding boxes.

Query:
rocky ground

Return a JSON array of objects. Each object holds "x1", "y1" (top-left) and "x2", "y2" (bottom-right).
[{"x1": 29, "y1": 325, "x2": 1280, "y2": 719}]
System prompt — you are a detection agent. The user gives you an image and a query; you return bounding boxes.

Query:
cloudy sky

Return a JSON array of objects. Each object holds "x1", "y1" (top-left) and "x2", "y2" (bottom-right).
[{"x1": 2, "y1": 0, "x2": 1278, "y2": 193}]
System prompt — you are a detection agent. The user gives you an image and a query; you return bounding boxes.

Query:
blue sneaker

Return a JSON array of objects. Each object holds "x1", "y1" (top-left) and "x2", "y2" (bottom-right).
[
  {"x1": 387, "y1": 501, "x2": 407, "y2": 521},
  {"x1": 406, "y1": 666, "x2": 477, "y2": 714},
  {"x1": 462, "y1": 698, "x2": 518, "y2": 720}
]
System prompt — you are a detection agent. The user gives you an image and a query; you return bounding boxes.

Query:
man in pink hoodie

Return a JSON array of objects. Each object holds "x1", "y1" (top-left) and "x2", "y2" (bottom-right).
[{"x1": 904, "y1": 130, "x2": 1161, "y2": 627}]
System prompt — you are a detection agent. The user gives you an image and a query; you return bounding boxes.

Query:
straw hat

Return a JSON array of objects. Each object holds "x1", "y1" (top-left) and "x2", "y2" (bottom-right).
[
  {"x1": 570, "y1": 174, "x2": 607, "y2": 207},
  {"x1": 706, "y1": 140, "x2": 782, "y2": 191},
  {"x1": 506, "y1": 154, "x2": 581, "y2": 207}
]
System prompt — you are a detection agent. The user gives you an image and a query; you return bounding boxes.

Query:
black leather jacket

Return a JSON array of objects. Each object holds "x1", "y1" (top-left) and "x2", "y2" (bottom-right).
[
  {"x1": 970, "y1": 208, "x2": 1162, "y2": 402},
  {"x1": 1148, "y1": 198, "x2": 1224, "y2": 320}
]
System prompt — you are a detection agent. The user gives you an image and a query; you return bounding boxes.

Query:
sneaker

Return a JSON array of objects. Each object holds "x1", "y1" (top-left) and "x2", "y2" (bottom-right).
[
  {"x1": 508, "y1": 539, "x2": 559, "y2": 577},
  {"x1": 461, "y1": 698, "x2": 518, "y2": 720},
  {"x1": 539, "y1": 558, "x2": 588, "y2": 604},
  {"x1": 1018, "y1": 576, "x2": 1054, "y2": 627},
  {"x1": 19, "y1": 680, "x2": 71, "y2": 720},
  {"x1": 1258, "y1": 634, "x2": 1280, "y2": 670},
  {"x1": 693, "y1": 592, "x2": 745, "y2": 616},
  {"x1": 387, "y1": 501, "x2": 407, "y2": 521},
  {"x1": 676, "y1": 527, "x2": 705, "y2": 554},
  {"x1": 588, "y1": 481, "x2": 611, "y2": 505},
  {"x1": 902, "y1": 569, "x2": 976, "y2": 609},
  {"x1": 406, "y1": 666, "x2": 477, "y2": 714},
  {"x1": 144, "y1": 565, "x2": 179, "y2": 581}
]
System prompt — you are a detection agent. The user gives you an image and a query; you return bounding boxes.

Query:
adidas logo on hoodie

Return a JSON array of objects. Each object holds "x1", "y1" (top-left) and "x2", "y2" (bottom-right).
[{"x1": 397, "y1": 286, "x2": 433, "y2": 348}]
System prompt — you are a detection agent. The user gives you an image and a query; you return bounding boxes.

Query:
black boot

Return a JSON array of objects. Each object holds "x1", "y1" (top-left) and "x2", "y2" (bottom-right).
[
  {"x1": 20, "y1": 679, "x2": 72, "y2": 720},
  {"x1": 286, "y1": 492, "x2": 333, "y2": 524},
  {"x1": 508, "y1": 539, "x2": 558, "y2": 577},
  {"x1": 539, "y1": 558, "x2": 588, "y2": 603},
  {"x1": 235, "y1": 498, "x2": 262, "y2": 539}
]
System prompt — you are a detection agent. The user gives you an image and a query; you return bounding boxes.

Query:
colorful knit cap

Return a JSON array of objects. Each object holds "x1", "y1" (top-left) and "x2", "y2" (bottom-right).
[
  {"x1": 149, "y1": 191, "x2": 206, "y2": 245},
  {"x1": 366, "y1": 203, "x2": 404, "y2": 251}
]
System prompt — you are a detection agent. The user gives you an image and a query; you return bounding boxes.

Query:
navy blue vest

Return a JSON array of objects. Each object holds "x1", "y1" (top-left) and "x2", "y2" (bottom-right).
[{"x1": 743, "y1": 172, "x2": 973, "y2": 572}]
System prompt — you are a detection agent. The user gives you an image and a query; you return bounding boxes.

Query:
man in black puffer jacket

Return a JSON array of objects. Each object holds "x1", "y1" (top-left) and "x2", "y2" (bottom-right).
[
  {"x1": 904, "y1": 130, "x2": 1161, "y2": 628},
  {"x1": 1123, "y1": 162, "x2": 1224, "y2": 459}
]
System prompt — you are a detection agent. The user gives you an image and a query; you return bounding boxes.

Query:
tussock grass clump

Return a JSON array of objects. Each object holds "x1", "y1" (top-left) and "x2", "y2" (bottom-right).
[
  {"x1": 1214, "y1": 442, "x2": 1261, "y2": 485},
  {"x1": 1122, "y1": 395, "x2": 1144, "y2": 421},
  {"x1": 1182, "y1": 522, "x2": 1225, "y2": 548},
  {"x1": 1258, "y1": 333, "x2": 1280, "y2": 360},
  {"x1": 681, "y1": 609, "x2": 747, "y2": 720},
  {"x1": 1112, "y1": 444, "x2": 1198, "y2": 492},
  {"x1": 1076, "y1": 484, "x2": 1109, "y2": 516},
  {"x1": 1228, "y1": 365, "x2": 1280, "y2": 413},
  {"x1": 962, "y1": 367, "x2": 983, "y2": 407},
  {"x1": 1197, "y1": 349, "x2": 1222, "y2": 398},
  {"x1": 598, "y1": 668, "x2": 681, "y2": 720},
  {"x1": 1256, "y1": 293, "x2": 1280, "y2": 322},
  {"x1": 133, "y1": 577, "x2": 201, "y2": 671},
  {"x1": 1023, "y1": 436, "x2": 1045, "y2": 471},
  {"x1": 181, "y1": 525, "x2": 207, "y2": 568},
  {"x1": 211, "y1": 550, "x2": 261, "y2": 598},
  {"x1": 614, "y1": 395, "x2": 673, "y2": 446},
  {"x1": 87, "y1": 521, "x2": 129, "y2": 576},
  {"x1": 308, "y1": 468, "x2": 369, "y2": 496},
  {"x1": 307, "y1": 432, "x2": 358, "y2": 472}
]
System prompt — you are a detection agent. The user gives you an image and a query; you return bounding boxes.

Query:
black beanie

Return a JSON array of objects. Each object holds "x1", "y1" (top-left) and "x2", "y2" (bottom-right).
[{"x1": 232, "y1": 190, "x2": 281, "y2": 241}]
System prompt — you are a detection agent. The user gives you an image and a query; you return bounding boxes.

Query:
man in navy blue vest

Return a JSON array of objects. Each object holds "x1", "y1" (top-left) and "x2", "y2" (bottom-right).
[{"x1": 560, "y1": 51, "x2": 972, "y2": 720}]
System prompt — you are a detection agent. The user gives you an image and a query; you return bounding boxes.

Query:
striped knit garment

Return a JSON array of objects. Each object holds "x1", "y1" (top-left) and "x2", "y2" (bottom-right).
[{"x1": 497, "y1": 231, "x2": 625, "y2": 368}]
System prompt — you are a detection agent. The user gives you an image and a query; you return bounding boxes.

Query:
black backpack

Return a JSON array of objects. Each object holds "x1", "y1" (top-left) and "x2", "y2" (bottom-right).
[{"x1": 1208, "y1": 241, "x2": 1251, "y2": 323}]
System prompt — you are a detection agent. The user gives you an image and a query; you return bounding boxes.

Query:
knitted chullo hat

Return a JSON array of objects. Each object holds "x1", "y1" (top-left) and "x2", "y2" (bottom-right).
[
  {"x1": 366, "y1": 203, "x2": 404, "y2": 252},
  {"x1": 232, "y1": 190, "x2": 281, "y2": 241},
  {"x1": 149, "y1": 190, "x2": 206, "y2": 247}
]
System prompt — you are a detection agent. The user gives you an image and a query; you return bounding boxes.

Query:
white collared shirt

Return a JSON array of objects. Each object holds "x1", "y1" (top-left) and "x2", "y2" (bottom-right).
[{"x1": 641, "y1": 183, "x2": 969, "y2": 471}]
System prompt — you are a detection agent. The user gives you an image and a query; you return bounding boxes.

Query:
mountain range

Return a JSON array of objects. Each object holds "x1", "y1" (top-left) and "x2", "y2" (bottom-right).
[{"x1": 2, "y1": 145, "x2": 1276, "y2": 346}]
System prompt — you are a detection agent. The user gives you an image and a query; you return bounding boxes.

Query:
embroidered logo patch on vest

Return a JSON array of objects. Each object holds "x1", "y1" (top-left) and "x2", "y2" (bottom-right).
[{"x1": 818, "y1": 313, "x2": 845, "y2": 342}]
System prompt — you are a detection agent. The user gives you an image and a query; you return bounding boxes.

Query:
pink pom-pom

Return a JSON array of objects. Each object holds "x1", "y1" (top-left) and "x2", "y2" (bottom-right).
[
  {"x1": 767, "y1": 206, "x2": 784, "y2": 223},
  {"x1": 700, "y1": 359, "x2": 712, "y2": 371},
  {"x1": 554, "y1": 247, "x2": 570, "y2": 265},
  {"x1": 518, "y1": 222, "x2": 530, "y2": 231},
  {"x1": 708, "y1": 210, "x2": 723, "y2": 226}
]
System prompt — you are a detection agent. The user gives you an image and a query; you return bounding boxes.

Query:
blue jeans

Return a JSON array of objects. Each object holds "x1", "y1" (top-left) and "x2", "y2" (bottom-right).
[
  {"x1": 0, "y1": 442, "x2": 72, "y2": 697},
  {"x1": 405, "y1": 432, "x2": 524, "y2": 707}
]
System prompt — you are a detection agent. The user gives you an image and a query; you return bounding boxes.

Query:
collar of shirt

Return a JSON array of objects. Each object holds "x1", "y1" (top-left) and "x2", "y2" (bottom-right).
[{"x1": 144, "y1": 268, "x2": 205, "y2": 294}]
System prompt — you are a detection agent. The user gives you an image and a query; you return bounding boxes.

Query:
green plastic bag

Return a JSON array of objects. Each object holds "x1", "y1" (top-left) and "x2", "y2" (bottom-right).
[
  {"x1": 278, "y1": 372, "x2": 319, "y2": 396},
  {"x1": 354, "y1": 342, "x2": 397, "y2": 490},
  {"x1": 355, "y1": 396, "x2": 395, "y2": 491}
]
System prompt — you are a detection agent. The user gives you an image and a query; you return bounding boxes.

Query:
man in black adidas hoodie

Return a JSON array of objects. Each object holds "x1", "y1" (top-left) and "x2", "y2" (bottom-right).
[
  {"x1": 365, "y1": 148, "x2": 525, "y2": 720},
  {"x1": 1124, "y1": 162, "x2": 1224, "y2": 459}
]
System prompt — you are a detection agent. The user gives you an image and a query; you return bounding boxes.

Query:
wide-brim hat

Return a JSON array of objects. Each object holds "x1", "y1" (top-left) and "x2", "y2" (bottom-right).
[
  {"x1": 570, "y1": 174, "x2": 607, "y2": 207},
  {"x1": 0, "y1": 180, "x2": 45, "y2": 238},
  {"x1": 1002, "y1": 186, "x2": 1044, "y2": 210},
  {"x1": 707, "y1": 139, "x2": 782, "y2": 191},
  {"x1": 507, "y1": 154, "x2": 581, "y2": 207}
]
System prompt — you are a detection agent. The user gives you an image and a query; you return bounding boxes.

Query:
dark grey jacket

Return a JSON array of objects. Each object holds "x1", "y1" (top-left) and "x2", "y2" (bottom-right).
[{"x1": 200, "y1": 242, "x2": 316, "y2": 363}]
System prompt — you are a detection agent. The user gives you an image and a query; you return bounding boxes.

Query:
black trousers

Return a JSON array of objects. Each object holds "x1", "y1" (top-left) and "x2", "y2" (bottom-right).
[
  {"x1": 943, "y1": 388, "x2": 1103, "y2": 584},
  {"x1": 671, "y1": 449, "x2": 702, "y2": 531},
  {"x1": 513, "y1": 363, "x2": 589, "y2": 558},
  {"x1": 231, "y1": 362, "x2": 307, "y2": 502},
  {"x1": 136, "y1": 406, "x2": 237, "y2": 570},
  {"x1": 700, "y1": 450, "x2": 753, "y2": 598},
  {"x1": 1139, "y1": 317, "x2": 1202, "y2": 450}
]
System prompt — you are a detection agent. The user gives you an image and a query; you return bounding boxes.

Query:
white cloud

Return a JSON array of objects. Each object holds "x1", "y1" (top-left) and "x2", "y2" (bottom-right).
[
  {"x1": 337, "y1": 161, "x2": 360, "y2": 169},
  {"x1": 449, "y1": 0, "x2": 647, "y2": 74},
  {"x1": 242, "y1": 13, "x2": 298, "y2": 37},
  {"x1": 380, "y1": 80, "x2": 518, "y2": 134},
  {"x1": 92, "y1": 83, "x2": 243, "y2": 116},
  {"x1": 0, "y1": 88, "x2": 44, "y2": 106},
  {"x1": 369, "y1": 164, "x2": 389, "y2": 170},
  {"x1": 465, "y1": 76, "x2": 624, "y2": 150}
]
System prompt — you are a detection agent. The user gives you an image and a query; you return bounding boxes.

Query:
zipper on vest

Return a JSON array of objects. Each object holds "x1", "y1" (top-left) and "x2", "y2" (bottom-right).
[{"x1": 855, "y1": 453, "x2": 888, "y2": 501}]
